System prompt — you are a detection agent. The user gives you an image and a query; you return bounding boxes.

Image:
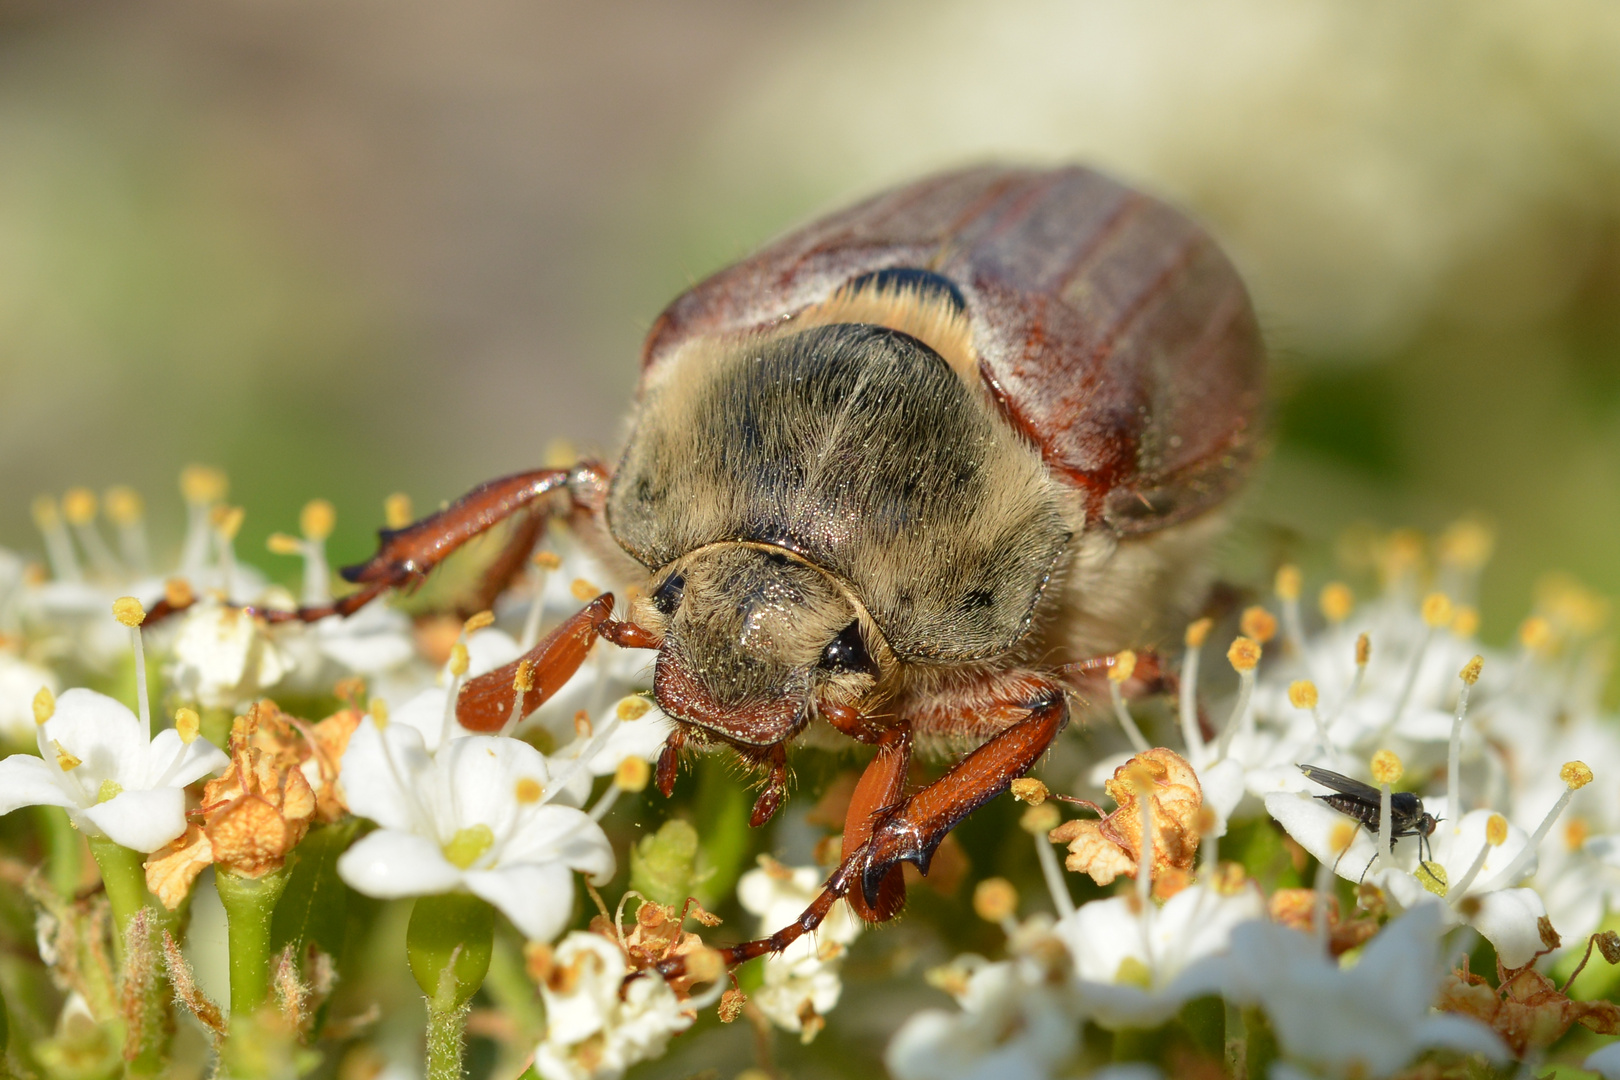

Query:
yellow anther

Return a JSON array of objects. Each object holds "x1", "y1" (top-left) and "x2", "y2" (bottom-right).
[
  {"x1": 1020, "y1": 803, "x2": 1060, "y2": 834},
  {"x1": 719, "y1": 989, "x2": 747, "y2": 1024},
  {"x1": 449, "y1": 643, "x2": 470, "y2": 678},
  {"x1": 532, "y1": 550, "x2": 562, "y2": 570},
  {"x1": 1329, "y1": 820, "x2": 1358, "y2": 856},
  {"x1": 300, "y1": 499, "x2": 336, "y2": 541},
  {"x1": 112, "y1": 596, "x2": 146, "y2": 627},
  {"x1": 1561, "y1": 761, "x2": 1594, "y2": 790},
  {"x1": 1421, "y1": 592, "x2": 1453, "y2": 629},
  {"x1": 463, "y1": 610, "x2": 496, "y2": 635},
  {"x1": 1240, "y1": 606, "x2": 1278, "y2": 644},
  {"x1": 369, "y1": 698, "x2": 390, "y2": 729},
  {"x1": 1438, "y1": 519, "x2": 1494, "y2": 570},
  {"x1": 1355, "y1": 632, "x2": 1371, "y2": 667},
  {"x1": 1519, "y1": 616, "x2": 1553, "y2": 652},
  {"x1": 574, "y1": 710, "x2": 593, "y2": 739},
  {"x1": 1370, "y1": 749, "x2": 1403, "y2": 786},
  {"x1": 61, "y1": 488, "x2": 97, "y2": 525},
  {"x1": 1485, "y1": 814, "x2": 1509, "y2": 846},
  {"x1": 33, "y1": 686, "x2": 55, "y2": 726},
  {"x1": 614, "y1": 756, "x2": 651, "y2": 792},
  {"x1": 1459, "y1": 655, "x2": 1484, "y2": 685},
  {"x1": 512, "y1": 658, "x2": 536, "y2": 693},
  {"x1": 1275, "y1": 565, "x2": 1302, "y2": 602},
  {"x1": 211, "y1": 505, "x2": 245, "y2": 541},
  {"x1": 1537, "y1": 574, "x2": 1611, "y2": 636},
  {"x1": 972, "y1": 878, "x2": 1018, "y2": 923},
  {"x1": 104, "y1": 486, "x2": 143, "y2": 525},
  {"x1": 1194, "y1": 806, "x2": 1218, "y2": 837},
  {"x1": 1227, "y1": 636, "x2": 1261, "y2": 672},
  {"x1": 616, "y1": 696, "x2": 652, "y2": 721},
  {"x1": 570, "y1": 578, "x2": 600, "y2": 602},
  {"x1": 31, "y1": 495, "x2": 59, "y2": 531},
  {"x1": 180, "y1": 465, "x2": 228, "y2": 504},
  {"x1": 1288, "y1": 680, "x2": 1319, "y2": 710},
  {"x1": 1109, "y1": 649, "x2": 1137, "y2": 683},
  {"x1": 1384, "y1": 529, "x2": 1425, "y2": 574},
  {"x1": 514, "y1": 776, "x2": 544, "y2": 804},
  {"x1": 1451, "y1": 605, "x2": 1480, "y2": 639},
  {"x1": 1319, "y1": 582, "x2": 1354, "y2": 623},
  {"x1": 174, "y1": 707, "x2": 200, "y2": 744},
  {"x1": 164, "y1": 578, "x2": 195, "y2": 609},
  {"x1": 1010, "y1": 777, "x2": 1048, "y2": 805},
  {"x1": 53, "y1": 741, "x2": 82, "y2": 772},
  {"x1": 1184, "y1": 617, "x2": 1212, "y2": 648},
  {"x1": 96, "y1": 779, "x2": 122, "y2": 804},
  {"x1": 266, "y1": 533, "x2": 304, "y2": 556},
  {"x1": 384, "y1": 493, "x2": 413, "y2": 530}
]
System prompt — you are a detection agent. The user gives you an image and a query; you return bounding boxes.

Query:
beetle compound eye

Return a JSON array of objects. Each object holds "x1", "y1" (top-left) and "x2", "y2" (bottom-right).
[
  {"x1": 651, "y1": 572, "x2": 685, "y2": 616},
  {"x1": 819, "y1": 621, "x2": 877, "y2": 678}
]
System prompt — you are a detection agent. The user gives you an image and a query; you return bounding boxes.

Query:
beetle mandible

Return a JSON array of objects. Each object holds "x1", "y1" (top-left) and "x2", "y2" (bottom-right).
[{"x1": 247, "y1": 165, "x2": 1265, "y2": 966}]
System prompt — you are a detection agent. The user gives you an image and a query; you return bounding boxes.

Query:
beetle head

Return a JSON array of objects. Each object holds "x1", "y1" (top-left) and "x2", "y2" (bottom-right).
[{"x1": 638, "y1": 543, "x2": 885, "y2": 748}]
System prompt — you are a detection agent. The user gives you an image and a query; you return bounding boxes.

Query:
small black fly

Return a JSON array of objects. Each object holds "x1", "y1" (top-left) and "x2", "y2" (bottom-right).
[{"x1": 1297, "y1": 763, "x2": 1441, "y2": 880}]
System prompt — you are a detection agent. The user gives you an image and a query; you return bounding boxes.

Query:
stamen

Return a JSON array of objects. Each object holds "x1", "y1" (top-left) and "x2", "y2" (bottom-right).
[
  {"x1": 614, "y1": 756, "x2": 650, "y2": 793},
  {"x1": 1320, "y1": 821, "x2": 1357, "y2": 952},
  {"x1": 499, "y1": 657, "x2": 536, "y2": 739},
  {"x1": 1180, "y1": 618, "x2": 1212, "y2": 766},
  {"x1": 62, "y1": 488, "x2": 120, "y2": 577},
  {"x1": 1239, "y1": 606, "x2": 1277, "y2": 645},
  {"x1": 1319, "y1": 582, "x2": 1354, "y2": 624},
  {"x1": 464, "y1": 610, "x2": 496, "y2": 636},
  {"x1": 53, "y1": 740, "x2": 82, "y2": 772},
  {"x1": 1370, "y1": 750, "x2": 1403, "y2": 872},
  {"x1": 33, "y1": 686, "x2": 55, "y2": 726},
  {"x1": 441, "y1": 642, "x2": 470, "y2": 746},
  {"x1": 1450, "y1": 813, "x2": 1508, "y2": 900},
  {"x1": 1437, "y1": 518, "x2": 1494, "y2": 604},
  {"x1": 384, "y1": 492, "x2": 413, "y2": 530},
  {"x1": 1106, "y1": 650, "x2": 1151, "y2": 754},
  {"x1": 1214, "y1": 637, "x2": 1261, "y2": 762},
  {"x1": 299, "y1": 499, "x2": 335, "y2": 606},
  {"x1": 174, "y1": 707, "x2": 200, "y2": 745},
  {"x1": 972, "y1": 877, "x2": 1019, "y2": 937},
  {"x1": 178, "y1": 465, "x2": 227, "y2": 576},
  {"x1": 104, "y1": 486, "x2": 150, "y2": 574},
  {"x1": 1022, "y1": 801, "x2": 1073, "y2": 919},
  {"x1": 1129, "y1": 763, "x2": 1156, "y2": 918},
  {"x1": 113, "y1": 597, "x2": 151, "y2": 738},
  {"x1": 1447, "y1": 656, "x2": 1484, "y2": 826},
  {"x1": 211, "y1": 505, "x2": 244, "y2": 598},
  {"x1": 570, "y1": 578, "x2": 601, "y2": 602},
  {"x1": 1289, "y1": 680, "x2": 1328, "y2": 752},
  {"x1": 1382, "y1": 593, "x2": 1452, "y2": 737},
  {"x1": 31, "y1": 495, "x2": 82, "y2": 583},
  {"x1": 1502, "y1": 762, "x2": 1593, "y2": 883},
  {"x1": 520, "y1": 549, "x2": 563, "y2": 651},
  {"x1": 1451, "y1": 605, "x2": 1480, "y2": 640}
]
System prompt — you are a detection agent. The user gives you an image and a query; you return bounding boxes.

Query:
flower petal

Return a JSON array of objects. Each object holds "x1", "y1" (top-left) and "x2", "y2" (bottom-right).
[
  {"x1": 83, "y1": 787, "x2": 187, "y2": 852},
  {"x1": 0, "y1": 753, "x2": 80, "y2": 814},
  {"x1": 337, "y1": 829, "x2": 462, "y2": 898},
  {"x1": 464, "y1": 861, "x2": 575, "y2": 942},
  {"x1": 1411, "y1": 1013, "x2": 1508, "y2": 1062},
  {"x1": 143, "y1": 729, "x2": 229, "y2": 789},
  {"x1": 500, "y1": 804, "x2": 616, "y2": 884},
  {"x1": 340, "y1": 718, "x2": 432, "y2": 831},
  {"x1": 437, "y1": 736, "x2": 552, "y2": 833},
  {"x1": 46, "y1": 688, "x2": 148, "y2": 788},
  {"x1": 1469, "y1": 887, "x2": 1548, "y2": 968}
]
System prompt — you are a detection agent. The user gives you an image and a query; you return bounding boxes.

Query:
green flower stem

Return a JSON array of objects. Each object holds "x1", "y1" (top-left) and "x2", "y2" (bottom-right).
[
  {"x1": 86, "y1": 837, "x2": 179, "y2": 1076},
  {"x1": 36, "y1": 805, "x2": 83, "y2": 901},
  {"x1": 408, "y1": 893, "x2": 495, "y2": 1080},
  {"x1": 215, "y1": 866, "x2": 292, "y2": 1018}
]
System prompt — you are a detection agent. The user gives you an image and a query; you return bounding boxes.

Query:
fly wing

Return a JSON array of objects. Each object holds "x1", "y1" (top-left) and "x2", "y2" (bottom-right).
[
  {"x1": 1297, "y1": 764, "x2": 1382, "y2": 804},
  {"x1": 639, "y1": 166, "x2": 1265, "y2": 535}
]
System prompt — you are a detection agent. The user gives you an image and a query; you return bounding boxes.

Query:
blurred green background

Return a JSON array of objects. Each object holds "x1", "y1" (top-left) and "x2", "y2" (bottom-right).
[{"x1": 2, "y1": 0, "x2": 1618, "y2": 645}]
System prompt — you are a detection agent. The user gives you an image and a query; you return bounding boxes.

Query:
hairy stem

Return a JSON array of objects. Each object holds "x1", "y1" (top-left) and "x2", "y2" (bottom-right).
[{"x1": 426, "y1": 998, "x2": 472, "y2": 1080}]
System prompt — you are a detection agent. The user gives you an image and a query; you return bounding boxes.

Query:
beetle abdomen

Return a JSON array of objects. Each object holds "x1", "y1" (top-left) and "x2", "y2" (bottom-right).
[{"x1": 609, "y1": 323, "x2": 1071, "y2": 663}]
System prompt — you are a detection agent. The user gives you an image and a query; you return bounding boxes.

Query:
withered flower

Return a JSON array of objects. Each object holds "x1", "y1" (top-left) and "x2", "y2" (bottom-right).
[
  {"x1": 146, "y1": 702, "x2": 318, "y2": 908},
  {"x1": 1437, "y1": 955, "x2": 1620, "y2": 1058},
  {"x1": 1267, "y1": 888, "x2": 1379, "y2": 957},
  {"x1": 1048, "y1": 747, "x2": 1202, "y2": 895}
]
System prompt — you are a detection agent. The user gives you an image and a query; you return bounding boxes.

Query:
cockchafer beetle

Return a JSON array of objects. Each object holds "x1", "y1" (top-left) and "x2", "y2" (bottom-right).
[{"x1": 208, "y1": 165, "x2": 1265, "y2": 968}]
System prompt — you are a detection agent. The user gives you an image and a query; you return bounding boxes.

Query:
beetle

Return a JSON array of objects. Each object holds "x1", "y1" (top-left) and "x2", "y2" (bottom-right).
[{"x1": 242, "y1": 165, "x2": 1265, "y2": 966}]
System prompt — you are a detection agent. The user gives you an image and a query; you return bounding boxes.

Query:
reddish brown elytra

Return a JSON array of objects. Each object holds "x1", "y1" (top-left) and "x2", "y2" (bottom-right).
[{"x1": 245, "y1": 166, "x2": 1265, "y2": 971}]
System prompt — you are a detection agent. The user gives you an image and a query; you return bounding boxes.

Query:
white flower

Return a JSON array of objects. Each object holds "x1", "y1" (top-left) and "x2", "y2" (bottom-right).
[
  {"x1": 1059, "y1": 883, "x2": 1264, "y2": 1028},
  {"x1": 885, "y1": 955, "x2": 1079, "y2": 1080},
  {"x1": 1586, "y1": 1039, "x2": 1620, "y2": 1079},
  {"x1": 336, "y1": 719, "x2": 614, "y2": 942},
  {"x1": 0, "y1": 688, "x2": 228, "y2": 852},
  {"x1": 1222, "y1": 905, "x2": 1506, "y2": 1078},
  {"x1": 169, "y1": 600, "x2": 288, "y2": 709},
  {"x1": 534, "y1": 931, "x2": 693, "y2": 1080},
  {"x1": 736, "y1": 861, "x2": 862, "y2": 1034},
  {"x1": 0, "y1": 649, "x2": 57, "y2": 744},
  {"x1": 1265, "y1": 792, "x2": 1549, "y2": 966}
]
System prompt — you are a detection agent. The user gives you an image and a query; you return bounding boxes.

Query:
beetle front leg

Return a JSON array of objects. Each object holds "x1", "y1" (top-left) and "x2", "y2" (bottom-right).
[
  {"x1": 856, "y1": 683, "x2": 1067, "y2": 906},
  {"x1": 452, "y1": 592, "x2": 615, "y2": 732}
]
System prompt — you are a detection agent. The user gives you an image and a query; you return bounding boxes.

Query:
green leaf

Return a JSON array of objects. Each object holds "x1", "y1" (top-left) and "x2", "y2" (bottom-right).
[{"x1": 270, "y1": 819, "x2": 363, "y2": 962}]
